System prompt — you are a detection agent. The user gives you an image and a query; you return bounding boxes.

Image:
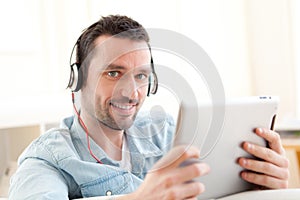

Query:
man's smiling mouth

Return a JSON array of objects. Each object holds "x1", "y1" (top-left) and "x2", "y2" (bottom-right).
[{"x1": 110, "y1": 102, "x2": 135, "y2": 110}]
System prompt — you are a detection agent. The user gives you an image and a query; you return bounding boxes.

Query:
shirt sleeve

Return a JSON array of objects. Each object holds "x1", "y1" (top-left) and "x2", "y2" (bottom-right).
[{"x1": 9, "y1": 158, "x2": 69, "y2": 199}]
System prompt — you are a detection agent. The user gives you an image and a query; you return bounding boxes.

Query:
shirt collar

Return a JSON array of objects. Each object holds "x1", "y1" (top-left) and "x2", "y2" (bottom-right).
[
  {"x1": 69, "y1": 115, "x2": 114, "y2": 164},
  {"x1": 67, "y1": 115, "x2": 163, "y2": 168}
]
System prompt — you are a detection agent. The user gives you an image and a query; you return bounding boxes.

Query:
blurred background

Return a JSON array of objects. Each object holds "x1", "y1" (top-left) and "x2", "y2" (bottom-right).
[
  {"x1": 1, "y1": 0, "x2": 299, "y2": 125},
  {"x1": 1, "y1": 0, "x2": 300, "y2": 196}
]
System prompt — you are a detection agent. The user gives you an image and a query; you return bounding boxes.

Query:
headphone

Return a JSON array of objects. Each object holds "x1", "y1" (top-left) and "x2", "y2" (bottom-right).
[{"x1": 67, "y1": 34, "x2": 158, "y2": 96}]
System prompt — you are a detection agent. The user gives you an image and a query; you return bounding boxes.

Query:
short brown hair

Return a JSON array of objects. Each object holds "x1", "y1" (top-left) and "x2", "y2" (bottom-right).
[
  {"x1": 77, "y1": 15, "x2": 149, "y2": 64},
  {"x1": 75, "y1": 15, "x2": 149, "y2": 87}
]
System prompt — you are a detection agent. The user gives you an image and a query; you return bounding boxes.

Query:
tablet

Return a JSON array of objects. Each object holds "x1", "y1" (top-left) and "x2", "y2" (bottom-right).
[{"x1": 174, "y1": 96, "x2": 278, "y2": 200}]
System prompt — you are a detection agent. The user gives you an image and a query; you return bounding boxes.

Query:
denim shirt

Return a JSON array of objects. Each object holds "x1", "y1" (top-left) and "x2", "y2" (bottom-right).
[{"x1": 9, "y1": 111, "x2": 175, "y2": 199}]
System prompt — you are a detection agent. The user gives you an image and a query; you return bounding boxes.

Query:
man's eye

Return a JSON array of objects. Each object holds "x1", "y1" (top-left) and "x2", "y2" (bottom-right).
[
  {"x1": 135, "y1": 73, "x2": 147, "y2": 80},
  {"x1": 107, "y1": 71, "x2": 120, "y2": 78}
]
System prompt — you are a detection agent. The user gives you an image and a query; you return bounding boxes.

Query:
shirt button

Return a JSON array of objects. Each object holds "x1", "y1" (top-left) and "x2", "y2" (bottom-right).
[{"x1": 106, "y1": 190, "x2": 112, "y2": 196}]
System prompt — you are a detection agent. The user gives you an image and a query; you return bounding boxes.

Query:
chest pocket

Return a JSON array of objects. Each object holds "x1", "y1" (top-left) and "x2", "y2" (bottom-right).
[{"x1": 80, "y1": 170, "x2": 134, "y2": 197}]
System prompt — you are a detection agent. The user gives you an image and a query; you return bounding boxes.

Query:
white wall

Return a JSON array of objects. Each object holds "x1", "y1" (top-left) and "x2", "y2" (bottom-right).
[
  {"x1": 0, "y1": 0, "x2": 299, "y2": 127},
  {"x1": 245, "y1": 0, "x2": 297, "y2": 123},
  {"x1": 290, "y1": 0, "x2": 300, "y2": 120}
]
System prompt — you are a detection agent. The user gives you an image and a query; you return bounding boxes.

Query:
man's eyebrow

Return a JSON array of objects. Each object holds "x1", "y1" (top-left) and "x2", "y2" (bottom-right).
[
  {"x1": 104, "y1": 64, "x2": 126, "y2": 70},
  {"x1": 103, "y1": 63, "x2": 152, "y2": 73},
  {"x1": 137, "y1": 67, "x2": 152, "y2": 73}
]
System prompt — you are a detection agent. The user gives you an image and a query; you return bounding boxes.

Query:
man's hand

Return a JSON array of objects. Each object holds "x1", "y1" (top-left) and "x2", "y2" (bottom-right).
[
  {"x1": 238, "y1": 128, "x2": 289, "y2": 189},
  {"x1": 129, "y1": 145, "x2": 210, "y2": 200}
]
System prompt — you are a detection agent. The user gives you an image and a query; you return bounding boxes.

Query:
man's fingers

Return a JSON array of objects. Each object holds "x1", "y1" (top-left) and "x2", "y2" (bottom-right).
[
  {"x1": 239, "y1": 128, "x2": 290, "y2": 189},
  {"x1": 150, "y1": 145, "x2": 200, "y2": 172},
  {"x1": 168, "y1": 181, "x2": 205, "y2": 199},
  {"x1": 242, "y1": 142, "x2": 289, "y2": 168},
  {"x1": 241, "y1": 171, "x2": 289, "y2": 189},
  {"x1": 172, "y1": 162, "x2": 210, "y2": 185},
  {"x1": 255, "y1": 128, "x2": 285, "y2": 155},
  {"x1": 239, "y1": 158, "x2": 289, "y2": 180}
]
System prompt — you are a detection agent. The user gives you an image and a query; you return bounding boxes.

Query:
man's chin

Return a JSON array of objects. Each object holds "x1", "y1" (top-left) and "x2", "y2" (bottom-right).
[
  {"x1": 101, "y1": 116, "x2": 136, "y2": 130},
  {"x1": 97, "y1": 109, "x2": 139, "y2": 130},
  {"x1": 114, "y1": 118, "x2": 135, "y2": 130}
]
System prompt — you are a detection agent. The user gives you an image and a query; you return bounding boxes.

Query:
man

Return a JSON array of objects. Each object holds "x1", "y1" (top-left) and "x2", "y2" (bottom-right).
[{"x1": 9, "y1": 15, "x2": 289, "y2": 199}]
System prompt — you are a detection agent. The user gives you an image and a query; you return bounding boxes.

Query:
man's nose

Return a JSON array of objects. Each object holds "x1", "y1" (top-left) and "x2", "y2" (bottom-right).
[{"x1": 119, "y1": 75, "x2": 138, "y2": 99}]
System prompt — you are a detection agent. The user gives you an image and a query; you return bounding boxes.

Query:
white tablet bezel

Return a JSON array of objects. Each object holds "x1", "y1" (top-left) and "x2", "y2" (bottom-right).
[{"x1": 174, "y1": 96, "x2": 278, "y2": 199}]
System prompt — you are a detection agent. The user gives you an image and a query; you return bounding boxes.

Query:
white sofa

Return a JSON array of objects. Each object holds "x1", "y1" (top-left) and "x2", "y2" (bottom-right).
[{"x1": 73, "y1": 189, "x2": 300, "y2": 200}]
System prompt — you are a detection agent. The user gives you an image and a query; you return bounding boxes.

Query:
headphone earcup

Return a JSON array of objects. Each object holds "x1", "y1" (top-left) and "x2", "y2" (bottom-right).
[
  {"x1": 147, "y1": 75, "x2": 152, "y2": 96},
  {"x1": 74, "y1": 63, "x2": 83, "y2": 92},
  {"x1": 147, "y1": 47, "x2": 158, "y2": 96},
  {"x1": 67, "y1": 63, "x2": 83, "y2": 92},
  {"x1": 147, "y1": 72, "x2": 158, "y2": 96}
]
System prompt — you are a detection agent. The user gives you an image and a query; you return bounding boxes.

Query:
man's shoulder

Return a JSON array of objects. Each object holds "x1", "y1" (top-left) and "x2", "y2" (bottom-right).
[
  {"x1": 18, "y1": 118, "x2": 78, "y2": 165},
  {"x1": 33, "y1": 116, "x2": 74, "y2": 149},
  {"x1": 39, "y1": 127, "x2": 73, "y2": 147}
]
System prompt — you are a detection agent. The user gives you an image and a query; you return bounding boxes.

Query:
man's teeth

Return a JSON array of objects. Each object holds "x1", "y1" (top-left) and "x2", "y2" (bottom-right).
[{"x1": 111, "y1": 103, "x2": 133, "y2": 110}]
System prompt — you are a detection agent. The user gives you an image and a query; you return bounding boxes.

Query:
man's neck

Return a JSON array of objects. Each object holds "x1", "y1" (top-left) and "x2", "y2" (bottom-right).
[{"x1": 79, "y1": 110, "x2": 124, "y2": 161}]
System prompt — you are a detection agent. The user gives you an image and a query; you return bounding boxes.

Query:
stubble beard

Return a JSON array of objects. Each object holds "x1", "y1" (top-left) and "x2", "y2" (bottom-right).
[{"x1": 95, "y1": 103, "x2": 139, "y2": 131}]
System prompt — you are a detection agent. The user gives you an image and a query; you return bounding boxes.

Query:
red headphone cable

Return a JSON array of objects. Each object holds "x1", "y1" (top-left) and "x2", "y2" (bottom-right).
[{"x1": 72, "y1": 92, "x2": 103, "y2": 164}]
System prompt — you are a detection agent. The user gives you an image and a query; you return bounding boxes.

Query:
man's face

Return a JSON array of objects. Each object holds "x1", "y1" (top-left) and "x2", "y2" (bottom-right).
[{"x1": 81, "y1": 35, "x2": 151, "y2": 130}]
